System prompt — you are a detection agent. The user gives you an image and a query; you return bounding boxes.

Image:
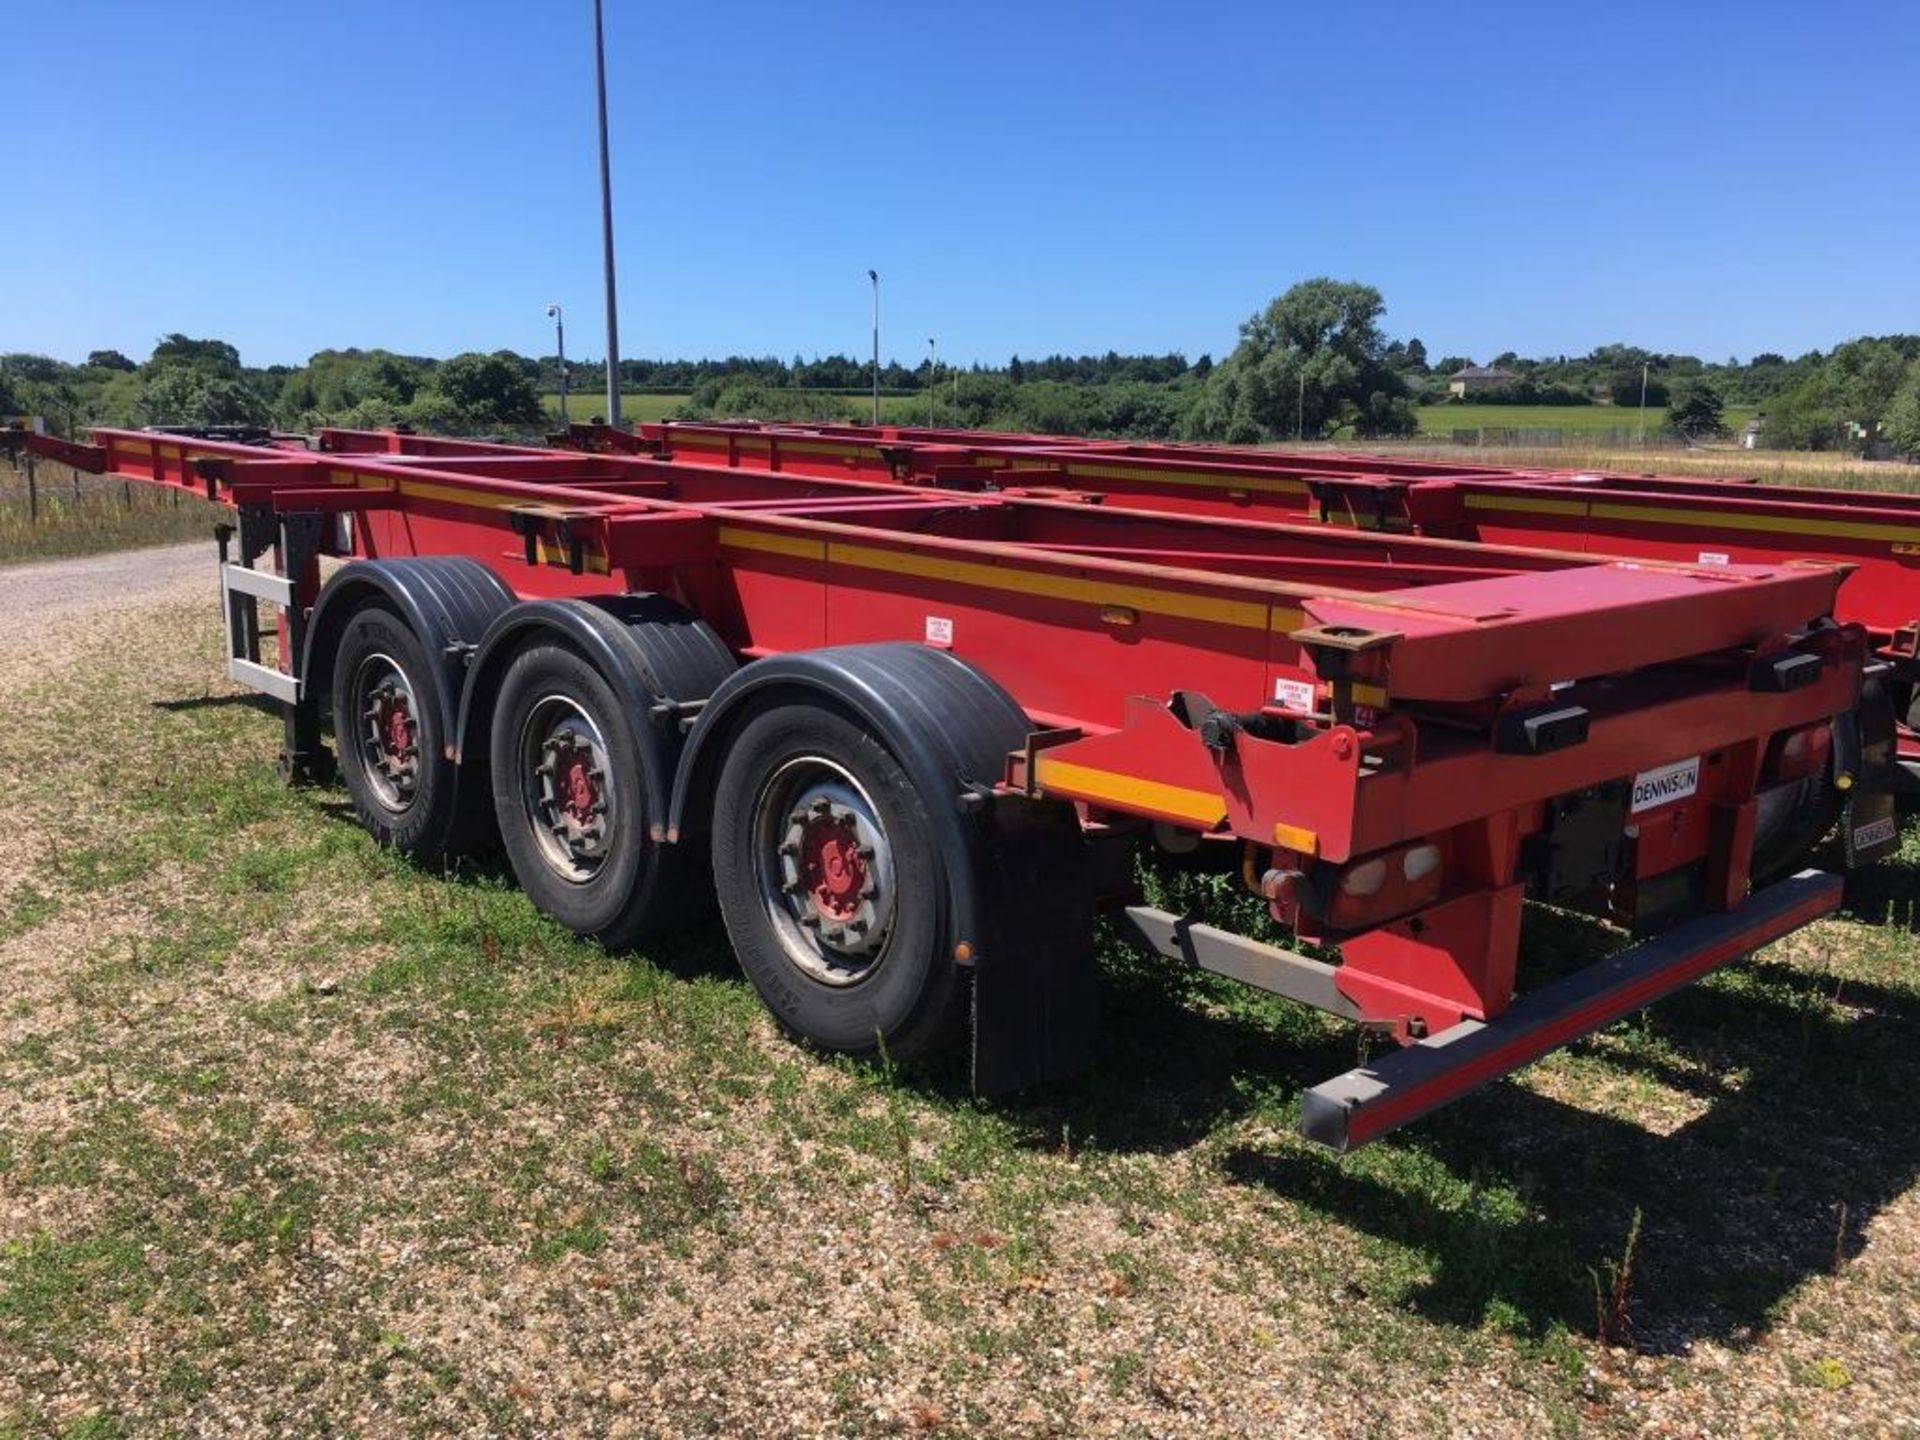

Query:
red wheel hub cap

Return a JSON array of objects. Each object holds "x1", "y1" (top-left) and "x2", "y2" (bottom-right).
[
  {"x1": 561, "y1": 751, "x2": 598, "y2": 822},
  {"x1": 801, "y1": 818, "x2": 868, "y2": 921},
  {"x1": 382, "y1": 698, "x2": 411, "y2": 758}
]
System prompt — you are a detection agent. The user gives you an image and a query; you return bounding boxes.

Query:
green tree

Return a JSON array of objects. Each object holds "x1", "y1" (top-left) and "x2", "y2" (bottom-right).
[
  {"x1": 1607, "y1": 367, "x2": 1669, "y2": 410},
  {"x1": 1884, "y1": 360, "x2": 1920, "y2": 457},
  {"x1": 129, "y1": 333, "x2": 269, "y2": 427},
  {"x1": 1185, "y1": 279, "x2": 1416, "y2": 442},
  {"x1": 1758, "y1": 379, "x2": 1846, "y2": 450},
  {"x1": 674, "y1": 378, "x2": 857, "y2": 425},
  {"x1": 1826, "y1": 337, "x2": 1917, "y2": 442},
  {"x1": 85, "y1": 349, "x2": 136, "y2": 372},
  {"x1": 415, "y1": 351, "x2": 545, "y2": 432},
  {"x1": 281, "y1": 348, "x2": 428, "y2": 427},
  {"x1": 1665, "y1": 379, "x2": 1729, "y2": 439},
  {"x1": 135, "y1": 367, "x2": 270, "y2": 427},
  {"x1": 150, "y1": 334, "x2": 244, "y2": 372}
]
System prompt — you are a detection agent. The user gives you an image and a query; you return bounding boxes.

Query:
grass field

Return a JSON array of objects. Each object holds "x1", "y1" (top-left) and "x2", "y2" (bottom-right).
[
  {"x1": 0, "y1": 459, "x2": 221, "y2": 565},
  {"x1": 1372, "y1": 441, "x2": 1920, "y2": 496},
  {"x1": 1415, "y1": 404, "x2": 1757, "y2": 438},
  {"x1": 542, "y1": 392, "x2": 690, "y2": 424},
  {"x1": 1, "y1": 565, "x2": 1918, "y2": 1435},
  {"x1": 542, "y1": 393, "x2": 1776, "y2": 444}
]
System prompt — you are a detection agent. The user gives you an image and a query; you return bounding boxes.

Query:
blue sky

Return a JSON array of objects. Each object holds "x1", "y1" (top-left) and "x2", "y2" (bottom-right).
[{"x1": 9, "y1": 0, "x2": 1917, "y2": 369}]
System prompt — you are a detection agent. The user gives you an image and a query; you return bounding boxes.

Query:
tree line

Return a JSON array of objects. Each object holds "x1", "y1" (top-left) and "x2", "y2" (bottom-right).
[{"x1": 6, "y1": 280, "x2": 1919, "y2": 453}]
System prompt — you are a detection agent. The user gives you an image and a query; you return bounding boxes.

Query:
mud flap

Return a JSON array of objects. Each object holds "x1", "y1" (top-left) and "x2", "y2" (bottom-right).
[
  {"x1": 968, "y1": 793, "x2": 1100, "y2": 1097},
  {"x1": 1844, "y1": 669, "x2": 1902, "y2": 867}
]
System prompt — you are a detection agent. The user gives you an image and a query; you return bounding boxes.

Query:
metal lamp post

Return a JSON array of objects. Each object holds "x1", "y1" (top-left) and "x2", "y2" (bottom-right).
[
  {"x1": 592, "y1": 0, "x2": 622, "y2": 426},
  {"x1": 928, "y1": 338, "x2": 937, "y2": 427},
  {"x1": 868, "y1": 270, "x2": 881, "y2": 424},
  {"x1": 547, "y1": 304, "x2": 568, "y2": 424}
]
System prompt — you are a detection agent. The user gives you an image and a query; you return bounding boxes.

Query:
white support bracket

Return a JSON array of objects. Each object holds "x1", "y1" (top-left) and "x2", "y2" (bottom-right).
[{"x1": 221, "y1": 561, "x2": 301, "y2": 704}]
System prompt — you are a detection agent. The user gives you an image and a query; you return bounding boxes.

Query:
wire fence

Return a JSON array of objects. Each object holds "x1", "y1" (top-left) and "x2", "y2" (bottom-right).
[
  {"x1": 0, "y1": 452, "x2": 219, "y2": 561},
  {"x1": 1439, "y1": 427, "x2": 1704, "y2": 449}
]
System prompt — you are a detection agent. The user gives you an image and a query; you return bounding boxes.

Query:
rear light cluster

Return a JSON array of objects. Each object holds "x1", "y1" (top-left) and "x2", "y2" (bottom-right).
[
  {"x1": 1768, "y1": 721, "x2": 1831, "y2": 784},
  {"x1": 1261, "y1": 840, "x2": 1446, "y2": 934}
]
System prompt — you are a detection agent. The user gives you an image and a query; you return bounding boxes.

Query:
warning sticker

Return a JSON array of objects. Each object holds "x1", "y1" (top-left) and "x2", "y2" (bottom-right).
[
  {"x1": 924, "y1": 615, "x2": 954, "y2": 647},
  {"x1": 1630, "y1": 756, "x2": 1701, "y2": 814},
  {"x1": 1273, "y1": 677, "x2": 1317, "y2": 714}
]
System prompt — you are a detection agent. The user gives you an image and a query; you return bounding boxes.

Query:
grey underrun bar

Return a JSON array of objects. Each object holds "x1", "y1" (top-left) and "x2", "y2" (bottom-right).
[
  {"x1": 1299, "y1": 868, "x2": 1844, "y2": 1153},
  {"x1": 1119, "y1": 906, "x2": 1360, "y2": 1019}
]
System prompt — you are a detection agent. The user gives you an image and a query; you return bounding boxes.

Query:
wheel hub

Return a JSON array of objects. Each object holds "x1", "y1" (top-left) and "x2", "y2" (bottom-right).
[
  {"x1": 353, "y1": 659, "x2": 420, "y2": 812},
  {"x1": 775, "y1": 790, "x2": 890, "y2": 961},
  {"x1": 536, "y1": 726, "x2": 609, "y2": 864}
]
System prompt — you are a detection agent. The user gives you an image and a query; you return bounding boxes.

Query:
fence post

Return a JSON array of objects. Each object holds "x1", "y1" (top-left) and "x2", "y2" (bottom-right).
[
  {"x1": 25, "y1": 451, "x2": 37, "y2": 525},
  {"x1": 123, "y1": 479, "x2": 132, "y2": 510}
]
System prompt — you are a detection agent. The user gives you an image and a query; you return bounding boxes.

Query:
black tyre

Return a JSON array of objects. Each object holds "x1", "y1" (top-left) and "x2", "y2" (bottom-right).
[
  {"x1": 330, "y1": 603, "x2": 471, "y2": 863},
  {"x1": 490, "y1": 642, "x2": 697, "y2": 948},
  {"x1": 711, "y1": 702, "x2": 964, "y2": 1061}
]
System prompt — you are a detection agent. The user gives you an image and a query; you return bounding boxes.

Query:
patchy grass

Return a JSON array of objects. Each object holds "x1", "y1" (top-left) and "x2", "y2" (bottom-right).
[
  {"x1": 1368, "y1": 439, "x2": 1920, "y2": 495},
  {"x1": 542, "y1": 392, "x2": 690, "y2": 425},
  {"x1": 1, "y1": 582, "x2": 1919, "y2": 1435},
  {"x1": 1416, "y1": 403, "x2": 1757, "y2": 439},
  {"x1": 0, "y1": 460, "x2": 220, "y2": 564}
]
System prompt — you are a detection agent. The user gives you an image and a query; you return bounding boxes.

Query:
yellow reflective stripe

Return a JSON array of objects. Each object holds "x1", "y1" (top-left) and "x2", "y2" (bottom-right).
[
  {"x1": 1034, "y1": 757, "x2": 1226, "y2": 826},
  {"x1": 1350, "y1": 681, "x2": 1389, "y2": 708},
  {"x1": 1463, "y1": 492, "x2": 1589, "y2": 518},
  {"x1": 531, "y1": 537, "x2": 611, "y2": 575},
  {"x1": 1467, "y1": 490, "x2": 1920, "y2": 547},
  {"x1": 717, "y1": 525, "x2": 826, "y2": 561},
  {"x1": 826, "y1": 540, "x2": 1273, "y2": 629},
  {"x1": 718, "y1": 526, "x2": 1288, "y2": 632},
  {"x1": 338, "y1": 471, "x2": 522, "y2": 512},
  {"x1": 764, "y1": 437, "x2": 865, "y2": 458},
  {"x1": 1065, "y1": 461, "x2": 1307, "y2": 496},
  {"x1": 1588, "y1": 500, "x2": 1920, "y2": 547},
  {"x1": 1273, "y1": 821, "x2": 1319, "y2": 856}
]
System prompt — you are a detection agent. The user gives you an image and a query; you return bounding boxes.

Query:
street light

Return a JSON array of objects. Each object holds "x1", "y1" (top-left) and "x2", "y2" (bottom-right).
[
  {"x1": 868, "y1": 270, "x2": 880, "y2": 425},
  {"x1": 592, "y1": 0, "x2": 622, "y2": 427},
  {"x1": 546, "y1": 304, "x2": 568, "y2": 425},
  {"x1": 928, "y1": 338, "x2": 937, "y2": 427}
]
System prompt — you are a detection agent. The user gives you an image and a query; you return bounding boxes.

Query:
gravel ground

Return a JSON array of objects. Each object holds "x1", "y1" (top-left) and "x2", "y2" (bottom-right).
[{"x1": 0, "y1": 541, "x2": 212, "y2": 625}]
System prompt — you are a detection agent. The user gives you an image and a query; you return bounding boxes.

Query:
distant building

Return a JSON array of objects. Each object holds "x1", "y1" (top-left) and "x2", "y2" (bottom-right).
[
  {"x1": 1448, "y1": 364, "x2": 1518, "y2": 397},
  {"x1": 1742, "y1": 416, "x2": 1762, "y2": 450}
]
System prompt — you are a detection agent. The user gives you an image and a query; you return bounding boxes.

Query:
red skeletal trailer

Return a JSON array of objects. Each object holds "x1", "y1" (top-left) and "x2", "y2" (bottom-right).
[{"x1": 4, "y1": 417, "x2": 1897, "y2": 1151}]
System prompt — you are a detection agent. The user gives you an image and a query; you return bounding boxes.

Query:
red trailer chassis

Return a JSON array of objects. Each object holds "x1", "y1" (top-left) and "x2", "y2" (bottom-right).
[
  {"x1": 4, "y1": 420, "x2": 1894, "y2": 1150},
  {"x1": 626, "y1": 418, "x2": 1920, "y2": 768}
]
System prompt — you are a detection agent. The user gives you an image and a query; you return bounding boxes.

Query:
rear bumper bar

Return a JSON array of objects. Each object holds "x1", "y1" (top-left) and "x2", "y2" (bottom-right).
[{"x1": 1300, "y1": 868, "x2": 1844, "y2": 1151}]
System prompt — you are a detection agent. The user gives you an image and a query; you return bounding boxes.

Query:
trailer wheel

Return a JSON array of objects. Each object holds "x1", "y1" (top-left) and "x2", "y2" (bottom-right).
[
  {"x1": 489, "y1": 642, "x2": 689, "y2": 948},
  {"x1": 331, "y1": 603, "x2": 469, "y2": 862},
  {"x1": 712, "y1": 702, "x2": 961, "y2": 1060}
]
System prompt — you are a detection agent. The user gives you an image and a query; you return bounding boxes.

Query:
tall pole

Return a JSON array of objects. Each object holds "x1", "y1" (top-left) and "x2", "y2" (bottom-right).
[
  {"x1": 593, "y1": 0, "x2": 622, "y2": 427},
  {"x1": 868, "y1": 270, "x2": 880, "y2": 424},
  {"x1": 548, "y1": 305, "x2": 568, "y2": 424},
  {"x1": 1637, "y1": 361, "x2": 1649, "y2": 445},
  {"x1": 1296, "y1": 370, "x2": 1306, "y2": 441},
  {"x1": 928, "y1": 338, "x2": 937, "y2": 427}
]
